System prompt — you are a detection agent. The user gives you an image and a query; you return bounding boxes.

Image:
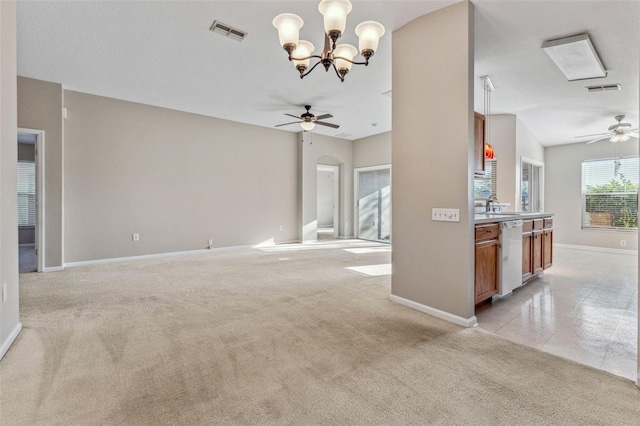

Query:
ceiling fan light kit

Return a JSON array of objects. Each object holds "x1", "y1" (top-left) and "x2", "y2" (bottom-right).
[{"x1": 272, "y1": 0, "x2": 385, "y2": 82}]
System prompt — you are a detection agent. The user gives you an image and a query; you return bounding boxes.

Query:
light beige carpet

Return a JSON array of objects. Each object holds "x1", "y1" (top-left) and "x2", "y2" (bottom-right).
[{"x1": 1, "y1": 240, "x2": 638, "y2": 425}]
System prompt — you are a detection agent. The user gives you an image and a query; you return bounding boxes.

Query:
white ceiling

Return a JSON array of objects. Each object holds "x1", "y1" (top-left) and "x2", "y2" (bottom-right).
[{"x1": 16, "y1": 1, "x2": 639, "y2": 147}]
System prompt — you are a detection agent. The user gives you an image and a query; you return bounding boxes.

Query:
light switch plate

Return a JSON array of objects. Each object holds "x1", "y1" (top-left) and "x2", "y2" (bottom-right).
[{"x1": 432, "y1": 208, "x2": 460, "y2": 222}]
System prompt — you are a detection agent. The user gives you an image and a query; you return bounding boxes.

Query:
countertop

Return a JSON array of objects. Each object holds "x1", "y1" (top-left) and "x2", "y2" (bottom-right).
[{"x1": 474, "y1": 212, "x2": 554, "y2": 224}]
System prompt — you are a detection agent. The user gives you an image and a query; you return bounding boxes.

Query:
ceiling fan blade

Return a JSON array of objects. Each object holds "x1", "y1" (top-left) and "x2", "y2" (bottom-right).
[
  {"x1": 315, "y1": 114, "x2": 333, "y2": 121},
  {"x1": 315, "y1": 121, "x2": 340, "y2": 129},
  {"x1": 284, "y1": 113, "x2": 302, "y2": 119},
  {"x1": 629, "y1": 132, "x2": 639, "y2": 138},
  {"x1": 574, "y1": 132, "x2": 609, "y2": 139},
  {"x1": 275, "y1": 121, "x2": 302, "y2": 127},
  {"x1": 586, "y1": 136, "x2": 610, "y2": 144}
]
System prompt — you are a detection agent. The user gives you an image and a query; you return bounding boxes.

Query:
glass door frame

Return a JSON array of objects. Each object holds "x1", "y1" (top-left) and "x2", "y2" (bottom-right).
[{"x1": 354, "y1": 164, "x2": 392, "y2": 243}]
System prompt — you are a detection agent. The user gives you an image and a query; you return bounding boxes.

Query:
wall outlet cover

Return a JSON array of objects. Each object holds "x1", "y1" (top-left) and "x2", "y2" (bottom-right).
[{"x1": 2, "y1": 283, "x2": 7, "y2": 303}]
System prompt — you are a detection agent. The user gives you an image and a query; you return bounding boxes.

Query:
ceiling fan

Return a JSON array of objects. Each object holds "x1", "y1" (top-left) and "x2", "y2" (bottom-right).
[
  {"x1": 275, "y1": 105, "x2": 339, "y2": 131},
  {"x1": 575, "y1": 115, "x2": 639, "y2": 144}
]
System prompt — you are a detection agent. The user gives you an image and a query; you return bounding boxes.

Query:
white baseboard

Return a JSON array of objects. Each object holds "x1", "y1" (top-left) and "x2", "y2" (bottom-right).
[
  {"x1": 0, "y1": 322, "x2": 22, "y2": 361},
  {"x1": 64, "y1": 245, "x2": 251, "y2": 268},
  {"x1": 554, "y1": 243, "x2": 638, "y2": 256},
  {"x1": 42, "y1": 266, "x2": 64, "y2": 272},
  {"x1": 389, "y1": 294, "x2": 477, "y2": 328},
  {"x1": 339, "y1": 235, "x2": 355, "y2": 239}
]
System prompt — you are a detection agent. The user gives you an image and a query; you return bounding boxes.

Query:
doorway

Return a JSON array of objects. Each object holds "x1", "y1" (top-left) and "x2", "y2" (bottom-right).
[
  {"x1": 17, "y1": 129, "x2": 44, "y2": 272},
  {"x1": 317, "y1": 164, "x2": 339, "y2": 241},
  {"x1": 355, "y1": 165, "x2": 391, "y2": 243},
  {"x1": 520, "y1": 158, "x2": 544, "y2": 212}
]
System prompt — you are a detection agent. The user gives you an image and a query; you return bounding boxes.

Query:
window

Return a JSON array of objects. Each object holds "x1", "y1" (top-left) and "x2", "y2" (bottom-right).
[
  {"x1": 582, "y1": 157, "x2": 638, "y2": 230},
  {"x1": 17, "y1": 161, "x2": 36, "y2": 227},
  {"x1": 474, "y1": 159, "x2": 497, "y2": 199}
]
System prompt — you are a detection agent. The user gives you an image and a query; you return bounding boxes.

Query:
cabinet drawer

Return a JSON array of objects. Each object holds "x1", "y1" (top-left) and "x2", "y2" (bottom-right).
[
  {"x1": 533, "y1": 219, "x2": 544, "y2": 230},
  {"x1": 475, "y1": 223, "x2": 499, "y2": 241},
  {"x1": 544, "y1": 218, "x2": 553, "y2": 229},
  {"x1": 522, "y1": 220, "x2": 533, "y2": 232}
]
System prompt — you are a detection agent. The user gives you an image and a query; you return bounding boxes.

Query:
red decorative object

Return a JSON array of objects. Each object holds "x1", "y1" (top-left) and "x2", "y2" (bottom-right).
[{"x1": 485, "y1": 143, "x2": 495, "y2": 159}]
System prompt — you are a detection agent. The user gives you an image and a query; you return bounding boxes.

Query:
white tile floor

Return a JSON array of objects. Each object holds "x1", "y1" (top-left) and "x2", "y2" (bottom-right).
[{"x1": 476, "y1": 246, "x2": 638, "y2": 381}]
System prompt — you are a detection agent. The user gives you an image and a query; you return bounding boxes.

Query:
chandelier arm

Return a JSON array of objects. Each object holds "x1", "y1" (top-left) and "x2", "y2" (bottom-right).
[
  {"x1": 331, "y1": 62, "x2": 344, "y2": 82},
  {"x1": 288, "y1": 54, "x2": 323, "y2": 62},
  {"x1": 332, "y1": 56, "x2": 369, "y2": 66},
  {"x1": 299, "y1": 59, "x2": 325, "y2": 79}
]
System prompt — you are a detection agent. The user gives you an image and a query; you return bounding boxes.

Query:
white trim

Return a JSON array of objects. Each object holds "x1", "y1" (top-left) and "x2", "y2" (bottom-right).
[
  {"x1": 0, "y1": 323, "x2": 23, "y2": 361},
  {"x1": 338, "y1": 235, "x2": 355, "y2": 239},
  {"x1": 42, "y1": 266, "x2": 65, "y2": 272},
  {"x1": 554, "y1": 243, "x2": 638, "y2": 256},
  {"x1": 519, "y1": 157, "x2": 545, "y2": 213},
  {"x1": 389, "y1": 294, "x2": 478, "y2": 328},
  {"x1": 63, "y1": 245, "x2": 251, "y2": 268},
  {"x1": 317, "y1": 164, "x2": 340, "y2": 239},
  {"x1": 18, "y1": 128, "x2": 45, "y2": 272}
]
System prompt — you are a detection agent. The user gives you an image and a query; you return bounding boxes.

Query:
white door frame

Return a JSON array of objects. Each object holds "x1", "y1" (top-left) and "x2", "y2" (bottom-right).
[
  {"x1": 354, "y1": 164, "x2": 392, "y2": 242},
  {"x1": 519, "y1": 157, "x2": 545, "y2": 213},
  {"x1": 18, "y1": 128, "x2": 45, "y2": 272},
  {"x1": 317, "y1": 164, "x2": 340, "y2": 239}
]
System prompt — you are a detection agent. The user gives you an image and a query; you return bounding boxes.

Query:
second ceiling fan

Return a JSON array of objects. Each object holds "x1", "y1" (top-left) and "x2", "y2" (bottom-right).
[
  {"x1": 275, "y1": 105, "x2": 339, "y2": 131},
  {"x1": 575, "y1": 115, "x2": 639, "y2": 144}
]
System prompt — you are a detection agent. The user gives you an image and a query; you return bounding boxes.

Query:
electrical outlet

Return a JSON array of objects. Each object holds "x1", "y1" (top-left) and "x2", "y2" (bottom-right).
[
  {"x1": 2, "y1": 284, "x2": 7, "y2": 303},
  {"x1": 278, "y1": 225, "x2": 283, "y2": 231},
  {"x1": 132, "y1": 233, "x2": 139, "y2": 241},
  {"x1": 620, "y1": 239, "x2": 627, "y2": 247},
  {"x1": 208, "y1": 239, "x2": 214, "y2": 247}
]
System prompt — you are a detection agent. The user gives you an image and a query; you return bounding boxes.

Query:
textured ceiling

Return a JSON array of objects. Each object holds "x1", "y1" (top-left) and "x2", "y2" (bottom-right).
[{"x1": 16, "y1": 1, "x2": 640, "y2": 146}]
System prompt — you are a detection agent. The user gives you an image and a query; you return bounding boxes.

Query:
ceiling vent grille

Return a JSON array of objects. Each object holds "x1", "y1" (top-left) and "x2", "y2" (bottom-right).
[
  {"x1": 586, "y1": 84, "x2": 621, "y2": 92},
  {"x1": 210, "y1": 21, "x2": 247, "y2": 42}
]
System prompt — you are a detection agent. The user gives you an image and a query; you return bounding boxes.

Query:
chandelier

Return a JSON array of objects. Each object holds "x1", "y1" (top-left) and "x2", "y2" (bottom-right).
[{"x1": 272, "y1": 0, "x2": 385, "y2": 82}]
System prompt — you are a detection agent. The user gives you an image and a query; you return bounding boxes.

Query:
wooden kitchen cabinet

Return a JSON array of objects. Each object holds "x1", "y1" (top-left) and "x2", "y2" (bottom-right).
[
  {"x1": 522, "y1": 231, "x2": 533, "y2": 282},
  {"x1": 474, "y1": 112, "x2": 485, "y2": 176},
  {"x1": 532, "y1": 230, "x2": 543, "y2": 275},
  {"x1": 521, "y1": 217, "x2": 553, "y2": 283},
  {"x1": 475, "y1": 223, "x2": 499, "y2": 305},
  {"x1": 543, "y1": 229, "x2": 553, "y2": 270}
]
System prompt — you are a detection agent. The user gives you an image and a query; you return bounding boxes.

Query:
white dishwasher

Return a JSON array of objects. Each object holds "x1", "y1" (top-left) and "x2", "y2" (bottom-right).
[{"x1": 497, "y1": 219, "x2": 523, "y2": 297}]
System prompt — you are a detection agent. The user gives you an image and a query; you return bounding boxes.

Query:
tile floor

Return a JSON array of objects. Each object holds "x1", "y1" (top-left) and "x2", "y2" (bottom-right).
[
  {"x1": 19, "y1": 243, "x2": 36, "y2": 273},
  {"x1": 476, "y1": 246, "x2": 638, "y2": 381}
]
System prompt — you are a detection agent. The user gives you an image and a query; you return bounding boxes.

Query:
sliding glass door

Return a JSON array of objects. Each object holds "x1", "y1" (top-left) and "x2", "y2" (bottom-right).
[{"x1": 355, "y1": 166, "x2": 391, "y2": 242}]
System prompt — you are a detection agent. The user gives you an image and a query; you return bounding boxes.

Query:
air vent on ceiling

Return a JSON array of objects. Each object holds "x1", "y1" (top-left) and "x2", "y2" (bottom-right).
[
  {"x1": 209, "y1": 20, "x2": 247, "y2": 42},
  {"x1": 585, "y1": 84, "x2": 621, "y2": 92}
]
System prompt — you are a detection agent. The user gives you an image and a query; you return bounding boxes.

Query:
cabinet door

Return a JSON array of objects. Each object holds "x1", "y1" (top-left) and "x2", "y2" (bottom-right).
[
  {"x1": 474, "y1": 112, "x2": 485, "y2": 175},
  {"x1": 532, "y1": 230, "x2": 543, "y2": 275},
  {"x1": 522, "y1": 232, "x2": 533, "y2": 282},
  {"x1": 543, "y1": 229, "x2": 553, "y2": 270},
  {"x1": 475, "y1": 239, "x2": 499, "y2": 304}
]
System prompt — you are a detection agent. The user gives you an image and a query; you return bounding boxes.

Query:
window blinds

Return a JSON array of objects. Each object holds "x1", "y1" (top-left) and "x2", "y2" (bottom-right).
[
  {"x1": 17, "y1": 161, "x2": 36, "y2": 227},
  {"x1": 582, "y1": 157, "x2": 639, "y2": 229},
  {"x1": 474, "y1": 159, "x2": 497, "y2": 199}
]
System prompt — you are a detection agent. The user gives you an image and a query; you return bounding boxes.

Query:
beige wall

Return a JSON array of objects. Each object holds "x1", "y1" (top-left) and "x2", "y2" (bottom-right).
[
  {"x1": 17, "y1": 77, "x2": 64, "y2": 267},
  {"x1": 63, "y1": 91, "x2": 299, "y2": 263},
  {"x1": 1, "y1": 0, "x2": 20, "y2": 355},
  {"x1": 545, "y1": 140, "x2": 639, "y2": 251},
  {"x1": 391, "y1": 1, "x2": 475, "y2": 321},
  {"x1": 353, "y1": 131, "x2": 391, "y2": 169}
]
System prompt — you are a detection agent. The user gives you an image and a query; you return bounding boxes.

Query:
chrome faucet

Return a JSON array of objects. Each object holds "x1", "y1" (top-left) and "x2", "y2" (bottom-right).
[{"x1": 486, "y1": 194, "x2": 497, "y2": 212}]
